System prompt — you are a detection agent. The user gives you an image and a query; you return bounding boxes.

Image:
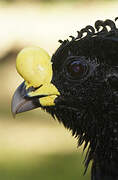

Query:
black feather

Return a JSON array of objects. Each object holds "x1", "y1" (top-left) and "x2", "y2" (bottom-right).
[{"x1": 43, "y1": 18, "x2": 118, "y2": 180}]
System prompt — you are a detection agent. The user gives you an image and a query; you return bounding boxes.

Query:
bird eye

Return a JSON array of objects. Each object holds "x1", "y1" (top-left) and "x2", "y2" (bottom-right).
[{"x1": 66, "y1": 57, "x2": 89, "y2": 79}]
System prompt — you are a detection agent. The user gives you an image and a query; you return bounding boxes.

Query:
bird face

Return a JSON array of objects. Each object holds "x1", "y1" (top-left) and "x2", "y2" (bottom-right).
[{"x1": 11, "y1": 45, "x2": 100, "y2": 116}]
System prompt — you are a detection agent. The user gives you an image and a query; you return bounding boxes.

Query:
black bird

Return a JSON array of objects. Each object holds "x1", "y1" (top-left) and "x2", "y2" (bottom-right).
[{"x1": 11, "y1": 18, "x2": 118, "y2": 180}]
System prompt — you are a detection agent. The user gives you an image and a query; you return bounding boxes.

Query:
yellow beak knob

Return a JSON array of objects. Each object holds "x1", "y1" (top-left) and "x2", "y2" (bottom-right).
[{"x1": 16, "y1": 47, "x2": 52, "y2": 87}]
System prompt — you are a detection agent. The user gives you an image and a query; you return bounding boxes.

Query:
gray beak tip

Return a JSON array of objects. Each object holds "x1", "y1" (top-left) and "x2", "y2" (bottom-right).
[{"x1": 11, "y1": 82, "x2": 39, "y2": 116}]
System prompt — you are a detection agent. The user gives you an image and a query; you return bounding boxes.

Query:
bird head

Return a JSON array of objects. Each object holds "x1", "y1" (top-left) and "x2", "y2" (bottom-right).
[{"x1": 11, "y1": 19, "x2": 118, "y2": 169}]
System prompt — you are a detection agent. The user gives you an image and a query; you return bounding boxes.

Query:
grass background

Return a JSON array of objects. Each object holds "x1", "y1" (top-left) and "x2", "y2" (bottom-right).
[
  {"x1": 0, "y1": 0, "x2": 117, "y2": 179},
  {"x1": 0, "y1": 152, "x2": 90, "y2": 180}
]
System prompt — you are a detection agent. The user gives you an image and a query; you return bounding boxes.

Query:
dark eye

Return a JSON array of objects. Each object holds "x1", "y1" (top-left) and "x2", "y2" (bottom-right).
[{"x1": 66, "y1": 57, "x2": 89, "y2": 79}]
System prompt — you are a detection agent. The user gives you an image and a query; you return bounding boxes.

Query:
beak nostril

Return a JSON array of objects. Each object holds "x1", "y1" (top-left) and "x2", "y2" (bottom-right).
[
  {"x1": 34, "y1": 85, "x2": 43, "y2": 90},
  {"x1": 27, "y1": 84, "x2": 43, "y2": 93}
]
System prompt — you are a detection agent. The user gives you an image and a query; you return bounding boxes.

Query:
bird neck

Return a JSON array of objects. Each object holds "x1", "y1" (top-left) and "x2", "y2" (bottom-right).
[
  {"x1": 91, "y1": 153, "x2": 118, "y2": 180},
  {"x1": 81, "y1": 104, "x2": 118, "y2": 179},
  {"x1": 89, "y1": 111, "x2": 118, "y2": 180}
]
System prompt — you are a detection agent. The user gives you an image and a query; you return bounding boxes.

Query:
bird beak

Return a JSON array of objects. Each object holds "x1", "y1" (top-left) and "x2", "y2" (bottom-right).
[
  {"x1": 11, "y1": 81, "x2": 60, "y2": 116},
  {"x1": 11, "y1": 47, "x2": 60, "y2": 116},
  {"x1": 11, "y1": 82, "x2": 39, "y2": 117}
]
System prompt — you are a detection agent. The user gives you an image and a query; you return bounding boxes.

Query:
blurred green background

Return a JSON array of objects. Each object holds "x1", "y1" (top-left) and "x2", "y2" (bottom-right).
[{"x1": 0, "y1": 0, "x2": 117, "y2": 179}]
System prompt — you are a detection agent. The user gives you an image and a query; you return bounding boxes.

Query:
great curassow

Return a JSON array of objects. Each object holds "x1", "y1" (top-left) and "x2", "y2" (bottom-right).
[{"x1": 11, "y1": 18, "x2": 118, "y2": 180}]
